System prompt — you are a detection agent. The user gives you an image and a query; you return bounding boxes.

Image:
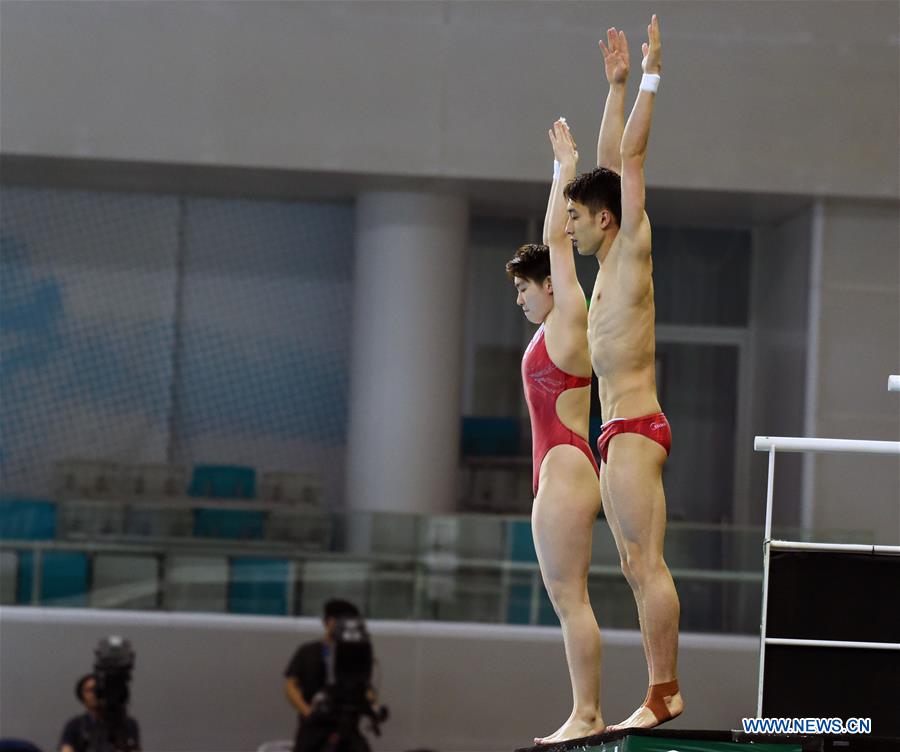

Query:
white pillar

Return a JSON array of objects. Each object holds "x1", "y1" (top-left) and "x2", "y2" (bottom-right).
[{"x1": 345, "y1": 191, "x2": 469, "y2": 515}]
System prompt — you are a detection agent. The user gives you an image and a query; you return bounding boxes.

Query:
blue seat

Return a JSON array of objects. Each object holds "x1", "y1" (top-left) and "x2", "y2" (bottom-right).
[
  {"x1": 506, "y1": 581, "x2": 558, "y2": 626},
  {"x1": 17, "y1": 550, "x2": 88, "y2": 606},
  {"x1": 461, "y1": 417, "x2": 521, "y2": 456},
  {"x1": 535, "y1": 590, "x2": 559, "y2": 626},
  {"x1": 188, "y1": 465, "x2": 256, "y2": 499},
  {"x1": 507, "y1": 519, "x2": 537, "y2": 564},
  {"x1": 229, "y1": 558, "x2": 290, "y2": 616},
  {"x1": 0, "y1": 499, "x2": 56, "y2": 540},
  {"x1": 505, "y1": 520, "x2": 558, "y2": 626}
]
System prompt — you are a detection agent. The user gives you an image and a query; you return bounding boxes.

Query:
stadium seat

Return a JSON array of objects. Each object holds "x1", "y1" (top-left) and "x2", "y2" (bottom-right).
[
  {"x1": 0, "y1": 499, "x2": 56, "y2": 540},
  {"x1": 188, "y1": 464, "x2": 256, "y2": 499}
]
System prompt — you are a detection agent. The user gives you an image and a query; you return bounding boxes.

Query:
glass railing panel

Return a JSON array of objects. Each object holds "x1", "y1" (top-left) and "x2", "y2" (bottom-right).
[
  {"x1": 164, "y1": 554, "x2": 229, "y2": 613},
  {"x1": 366, "y1": 561, "x2": 418, "y2": 620},
  {"x1": 416, "y1": 561, "x2": 506, "y2": 624},
  {"x1": 92, "y1": 552, "x2": 160, "y2": 610},
  {"x1": 588, "y1": 572, "x2": 639, "y2": 630},
  {"x1": 0, "y1": 550, "x2": 17, "y2": 605},
  {"x1": 0, "y1": 503, "x2": 876, "y2": 634}
]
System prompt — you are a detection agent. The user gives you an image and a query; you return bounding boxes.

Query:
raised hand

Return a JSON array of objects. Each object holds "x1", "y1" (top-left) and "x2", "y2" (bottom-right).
[
  {"x1": 599, "y1": 27, "x2": 630, "y2": 86},
  {"x1": 641, "y1": 15, "x2": 661, "y2": 74},
  {"x1": 544, "y1": 118, "x2": 578, "y2": 247},
  {"x1": 549, "y1": 118, "x2": 578, "y2": 170}
]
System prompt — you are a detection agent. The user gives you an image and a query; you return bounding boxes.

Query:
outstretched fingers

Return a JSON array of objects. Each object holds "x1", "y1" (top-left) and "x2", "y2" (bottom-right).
[
  {"x1": 641, "y1": 14, "x2": 661, "y2": 73},
  {"x1": 549, "y1": 119, "x2": 577, "y2": 163},
  {"x1": 601, "y1": 26, "x2": 630, "y2": 84},
  {"x1": 600, "y1": 27, "x2": 620, "y2": 58}
]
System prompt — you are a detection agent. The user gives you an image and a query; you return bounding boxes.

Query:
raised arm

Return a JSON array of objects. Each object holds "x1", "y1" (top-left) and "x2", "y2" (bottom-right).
[
  {"x1": 544, "y1": 119, "x2": 586, "y2": 320},
  {"x1": 619, "y1": 14, "x2": 661, "y2": 240},
  {"x1": 596, "y1": 27, "x2": 630, "y2": 171}
]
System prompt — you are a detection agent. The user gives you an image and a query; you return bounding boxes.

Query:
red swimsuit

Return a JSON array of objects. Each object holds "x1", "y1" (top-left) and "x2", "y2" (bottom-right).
[
  {"x1": 596, "y1": 413, "x2": 672, "y2": 464},
  {"x1": 522, "y1": 325, "x2": 600, "y2": 496}
]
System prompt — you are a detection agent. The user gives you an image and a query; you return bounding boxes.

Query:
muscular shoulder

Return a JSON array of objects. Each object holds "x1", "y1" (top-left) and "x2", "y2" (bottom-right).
[
  {"x1": 618, "y1": 213, "x2": 652, "y2": 257},
  {"x1": 544, "y1": 308, "x2": 586, "y2": 344},
  {"x1": 543, "y1": 310, "x2": 591, "y2": 374}
]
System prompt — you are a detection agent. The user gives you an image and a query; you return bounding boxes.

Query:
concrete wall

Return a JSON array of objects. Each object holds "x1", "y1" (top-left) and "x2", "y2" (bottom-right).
[
  {"x1": 805, "y1": 199, "x2": 900, "y2": 545},
  {"x1": 748, "y1": 208, "x2": 812, "y2": 529},
  {"x1": 0, "y1": 607, "x2": 758, "y2": 751},
  {"x1": 2, "y1": 1, "x2": 898, "y2": 199},
  {"x1": 747, "y1": 199, "x2": 899, "y2": 544}
]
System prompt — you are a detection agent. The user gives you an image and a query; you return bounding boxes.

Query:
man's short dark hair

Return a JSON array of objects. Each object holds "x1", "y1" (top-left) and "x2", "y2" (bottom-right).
[
  {"x1": 74, "y1": 673, "x2": 95, "y2": 702},
  {"x1": 323, "y1": 599, "x2": 360, "y2": 621},
  {"x1": 505, "y1": 243, "x2": 551, "y2": 284},
  {"x1": 564, "y1": 167, "x2": 622, "y2": 226}
]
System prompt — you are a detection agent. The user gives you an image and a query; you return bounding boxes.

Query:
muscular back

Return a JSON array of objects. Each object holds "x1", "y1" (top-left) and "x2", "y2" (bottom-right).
[{"x1": 588, "y1": 230, "x2": 660, "y2": 421}]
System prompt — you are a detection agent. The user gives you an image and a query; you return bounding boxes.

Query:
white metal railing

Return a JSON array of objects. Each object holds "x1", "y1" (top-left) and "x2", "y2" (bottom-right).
[
  {"x1": 755, "y1": 435, "x2": 900, "y2": 545},
  {"x1": 753, "y1": 383, "x2": 900, "y2": 714},
  {"x1": 754, "y1": 435, "x2": 900, "y2": 456},
  {"x1": 769, "y1": 540, "x2": 900, "y2": 554},
  {"x1": 765, "y1": 637, "x2": 900, "y2": 651}
]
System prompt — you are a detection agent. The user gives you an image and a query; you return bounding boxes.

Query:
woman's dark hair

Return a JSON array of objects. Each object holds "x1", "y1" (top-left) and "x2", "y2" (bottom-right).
[{"x1": 505, "y1": 243, "x2": 551, "y2": 283}]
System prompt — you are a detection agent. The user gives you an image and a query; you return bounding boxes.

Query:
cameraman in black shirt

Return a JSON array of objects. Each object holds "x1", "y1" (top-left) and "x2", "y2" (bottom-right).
[
  {"x1": 58, "y1": 674, "x2": 140, "y2": 752},
  {"x1": 284, "y1": 600, "x2": 382, "y2": 752}
]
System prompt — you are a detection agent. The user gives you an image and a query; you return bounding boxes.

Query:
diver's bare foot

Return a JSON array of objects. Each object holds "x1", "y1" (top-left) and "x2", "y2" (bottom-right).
[
  {"x1": 606, "y1": 690, "x2": 683, "y2": 731},
  {"x1": 533, "y1": 714, "x2": 606, "y2": 745}
]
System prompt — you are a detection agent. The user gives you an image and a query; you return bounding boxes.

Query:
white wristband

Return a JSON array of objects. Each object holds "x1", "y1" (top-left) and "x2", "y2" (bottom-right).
[
  {"x1": 640, "y1": 73, "x2": 660, "y2": 93},
  {"x1": 553, "y1": 160, "x2": 560, "y2": 179}
]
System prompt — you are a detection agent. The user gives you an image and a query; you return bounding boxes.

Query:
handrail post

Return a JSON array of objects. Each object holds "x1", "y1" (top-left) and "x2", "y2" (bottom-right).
[
  {"x1": 763, "y1": 447, "x2": 776, "y2": 543},
  {"x1": 31, "y1": 547, "x2": 43, "y2": 605},
  {"x1": 753, "y1": 426, "x2": 900, "y2": 718}
]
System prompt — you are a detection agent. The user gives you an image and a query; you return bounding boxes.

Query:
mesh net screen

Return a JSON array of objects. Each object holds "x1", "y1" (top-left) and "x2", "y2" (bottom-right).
[{"x1": 1, "y1": 186, "x2": 354, "y2": 505}]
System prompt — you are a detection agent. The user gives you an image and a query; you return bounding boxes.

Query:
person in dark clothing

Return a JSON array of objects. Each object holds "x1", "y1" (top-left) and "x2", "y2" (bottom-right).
[
  {"x1": 0, "y1": 740, "x2": 43, "y2": 752},
  {"x1": 58, "y1": 674, "x2": 140, "y2": 752},
  {"x1": 284, "y1": 599, "x2": 377, "y2": 752}
]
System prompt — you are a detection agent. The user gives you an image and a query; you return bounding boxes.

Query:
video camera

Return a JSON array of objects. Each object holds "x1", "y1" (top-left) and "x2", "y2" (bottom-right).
[
  {"x1": 309, "y1": 617, "x2": 389, "y2": 752},
  {"x1": 87, "y1": 636, "x2": 138, "y2": 752}
]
